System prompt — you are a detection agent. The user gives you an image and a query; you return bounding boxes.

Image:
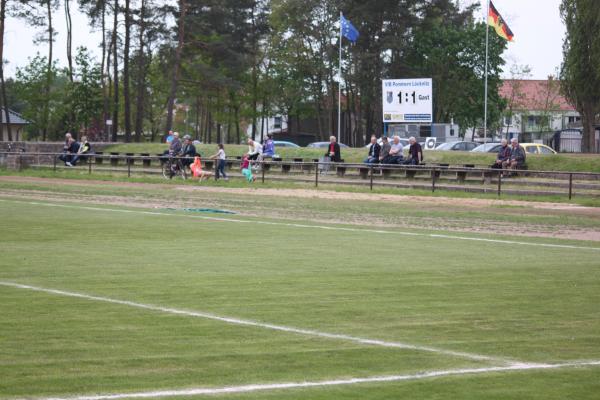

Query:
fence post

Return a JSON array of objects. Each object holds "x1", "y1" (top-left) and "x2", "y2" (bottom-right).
[
  {"x1": 262, "y1": 161, "x2": 265, "y2": 183},
  {"x1": 369, "y1": 165, "x2": 373, "y2": 191},
  {"x1": 569, "y1": 173, "x2": 573, "y2": 200},
  {"x1": 315, "y1": 161, "x2": 319, "y2": 187},
  {"x1": 497, "y1": 171, "x2": 502, "y2": 197},
  {"x1": 431, "y1": 168, "x2": 436, "y2": 192},
  {"x1": 127, "y1": 158, "x2": 131, "y2": 178},
  {"x1": 88, "y1": 157, "x2": 92, "y2": 175}
]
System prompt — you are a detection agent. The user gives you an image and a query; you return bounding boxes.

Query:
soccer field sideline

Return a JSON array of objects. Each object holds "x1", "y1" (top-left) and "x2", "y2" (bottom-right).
[
  {"x1": 1, "y1": 197, "x2": 599, "y2": 252},
  {"x1": 2, "y1": 281, "x2": 600, "y2": 400}
]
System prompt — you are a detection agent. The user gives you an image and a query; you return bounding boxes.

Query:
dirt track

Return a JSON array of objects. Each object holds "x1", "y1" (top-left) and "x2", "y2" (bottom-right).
[{"x1": 1, "y1": 176, "x2": 599, "y2": 241}]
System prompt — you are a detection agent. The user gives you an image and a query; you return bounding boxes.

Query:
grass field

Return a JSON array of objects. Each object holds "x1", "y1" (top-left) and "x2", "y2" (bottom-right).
[{"x1": 1, "y1": 181, "x2": 600, "y2": 399}]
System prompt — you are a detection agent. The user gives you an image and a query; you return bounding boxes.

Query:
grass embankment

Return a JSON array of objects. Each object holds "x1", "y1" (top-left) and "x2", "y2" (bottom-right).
[{"x1": 104, "y1": 143, "x2": 600, "y2": 173}]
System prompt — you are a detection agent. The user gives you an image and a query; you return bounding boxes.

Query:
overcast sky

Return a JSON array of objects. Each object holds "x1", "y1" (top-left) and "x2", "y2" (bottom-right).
[{"x1": 4, "y1": 0, "x2": 565, "y2": 79}]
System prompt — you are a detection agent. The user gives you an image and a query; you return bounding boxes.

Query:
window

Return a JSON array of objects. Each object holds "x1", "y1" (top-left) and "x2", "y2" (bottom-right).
[
  {"x1": 568, "y1": 116, "x2": 581, "y2": 124},
  {"x1": 504, "y1": 115, "x2": 512, "y2": 126},
  {"x1": 526, "y1": 146, "x2": 538, "y2": 154},
  {"x1": 528, "y1": 116, "x2": 536, "y2": 128},
  {"x1": 273, "y1": 116, "x2": 282, "y2": 129},
  {"x1": 540, "y1": 146, "x2": 554, "y2": 154}
]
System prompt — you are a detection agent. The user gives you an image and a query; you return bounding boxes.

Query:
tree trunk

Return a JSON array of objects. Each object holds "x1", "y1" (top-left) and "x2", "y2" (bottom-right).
[
  {"x1": 0, "y1": 0, "x2": 12, "y2": 141},
  {"x1": 123, "y1": 0, "x2": 131, "y2": 142},
  {"x1": 111, "y1": 0, "x2": 119, "y2": 141},
  {"x1": 134, "y1": 0, "x2": 146, "y2": 143},
  {"x1": 65, "y1": 0, "x2": 73, "y2": 82},
  {"x1": 582, "y1": 105, "x2": 596, "y2": 153},
  {"x1": 165, "y1": 0, "x2": 187, "y2": 132},
  {"x1": 194, "y1": 96, "x2": 200, "y2": 140},
  {"x1": 101, "y1": 1, "x2": 109, "y2": 141},
  {"x1": 42, "y1": 0, "x2": 53, "y2": 141}
]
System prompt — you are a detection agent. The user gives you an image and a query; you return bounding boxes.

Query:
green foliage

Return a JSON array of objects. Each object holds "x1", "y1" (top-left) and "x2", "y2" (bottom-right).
[
  {"x1": 68, "y1": 47, "x2": 103, "y2": 133},
  {"x1": 560, "y1": 0, "x2": 600, "y2": 152}
]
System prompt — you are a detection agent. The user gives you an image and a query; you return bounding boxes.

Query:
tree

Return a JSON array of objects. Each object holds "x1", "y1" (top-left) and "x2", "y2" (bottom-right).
[
  {"x1": 502, "y1": 63, "x2": 531, "y2": 136},
  {"x1": 560, "y1": 0, "x2": 600, "y2": 153},
  {"x1": 164, "y1": 0, "x2": 187, "y2": 133},
  {"x1": 123, "y1": 0, "x2": 132, "y2": 141},
  {"x1": 0, "y1": 0, "x2": 12, "y2": 141},
  {"x1": 69, "y1": 47, "x2": 103, "y2": 135}
]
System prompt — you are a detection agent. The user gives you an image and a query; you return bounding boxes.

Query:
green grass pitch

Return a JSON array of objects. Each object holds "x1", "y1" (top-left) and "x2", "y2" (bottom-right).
[{"x1": 1, "y1": 198, "x2": 599, "y2": 399}]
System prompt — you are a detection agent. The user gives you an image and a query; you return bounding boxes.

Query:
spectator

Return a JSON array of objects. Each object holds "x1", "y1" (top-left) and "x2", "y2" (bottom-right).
[
  {"x1": 405, "y1": 136, "x2": 423, "y2": 165},
  {"x1": 70, "y1": 136, "x2": 92, "y2": 166},
  {"x1": 379, "y1": 136, "x2": 391, "y2": 163},
  {"x1": 263, "y1": 134, "x2": 275, "y2": 158},
  {"x1": 491, "y1": 139, "x2": 510, "y2": 169},
  {"x1": 169, "y1": 132, "x2": 182, "y2": 155},
  {"x1": 241, "y1": 154, "x2": 255, "y2": 183},
  {"x1": 247, "y1": 138, "x2": 263, "y2": 161},
  {"x1": 165, "y1": 130, "x2": 174, "y2": 144},
  {"x1": 503, "y1": 138, "x2": 526, "y2": 171},
  {"x1": 364, "y1": 135, "x2": 380, "y2": 164},
  {"x1": 180, "y1": 135, "x2": 197, "y2": 168},
  {"x1": 59, "y1": 138, "x2": 80, "y2": 167},
  {"x1": 325, "y1": 135, "x2": 341, "y2": 162},
  {"x1": 384, "y1": 135, "x2": 404, "y2": 164},
  {"x1": 210, "y1": 143, "x2": 228, "y2": 181}
]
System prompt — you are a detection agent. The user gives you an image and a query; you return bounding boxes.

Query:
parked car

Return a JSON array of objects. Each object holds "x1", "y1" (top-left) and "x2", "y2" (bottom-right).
[
  {"x1": 434, "y1": 141, "x2": 479, "y2": 151},
  {"x1": 471, "y1": 143, "x2": 504, "y2": 153},
  {"x1": 307, "y1": 141, "x2": 350, "y2": 148},
  {"x1": 520, "y1": 143, "x2": 557, "y2": 154},
  {"x1": 273, "y1": 140, "x2": 300, "y2": 148}
]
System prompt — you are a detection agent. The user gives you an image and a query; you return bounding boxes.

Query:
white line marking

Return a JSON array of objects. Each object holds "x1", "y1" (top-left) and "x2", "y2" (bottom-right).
[
  {"x1": 0, "y1": 281, "x2": 508, "y2": 363},
  {"x1": 1, "y1": 198, "x2": 599, "y2": 251},
  {"x1": 27, "y1": 361, "x2": 600, "y2": 400}
]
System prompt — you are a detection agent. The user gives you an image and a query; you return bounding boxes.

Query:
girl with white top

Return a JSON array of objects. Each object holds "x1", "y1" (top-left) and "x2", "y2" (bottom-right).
[{"x1": 210, "y1": 144, "x2": 228, "y2": 180}]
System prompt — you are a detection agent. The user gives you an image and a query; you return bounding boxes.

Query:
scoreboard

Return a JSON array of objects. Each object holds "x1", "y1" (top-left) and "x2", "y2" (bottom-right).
[{"x1": 382, "y1": 78, "x2": 433, "y2": 123}]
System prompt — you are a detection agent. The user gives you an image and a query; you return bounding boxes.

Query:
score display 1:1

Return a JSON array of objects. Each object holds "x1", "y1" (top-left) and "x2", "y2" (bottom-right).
[{"x1": 398, "y1": 91, "x2": 416, "y2": 104}]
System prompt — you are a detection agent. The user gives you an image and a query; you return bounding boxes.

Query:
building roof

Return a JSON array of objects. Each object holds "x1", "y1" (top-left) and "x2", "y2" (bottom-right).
[
  {"x1": 1, "y1": 108, "x2": 29, "y2": 125},
  {"x1": 499, "y1": 80, "x2": 576, "y2": 112}
]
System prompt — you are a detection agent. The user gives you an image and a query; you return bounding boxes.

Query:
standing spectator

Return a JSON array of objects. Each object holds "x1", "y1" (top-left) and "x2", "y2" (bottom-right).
[
  {"x1": 379, "y1": 136, "x2": 391, "y2": 163},
  {"x1": 503, "y1": 138, "x2": 526, "y2": 171},
  {"x1": 491, "y1": 139, "x2": 510, "y2": 169},
  {"x1": 384, "y1": 135, "x2": 404, "y2": 164},
  {"x1": 405, "y1": 136, "x2": 423, "y2": 165},
  {"x1": 325, "y1": 135, "x2": 341, "y2": 162},
  {"x1": 241, "y1": 154, "x2": 255, "y2": 183},
  {"x1": 59, "y1": 137, "x2": 80, "y2": 166},
  {"x1": 363, "y1": 135, "x2": 380, "y2": 164},
  {"x1": 210, "y1": 144, "x2": 228, "y2": 181},
  {"x1": 263, "y1": 134, "x2": 275, "y2": 158},
  {"x1": 247, "y1": 138, "x2": 263, "y2": 161},
  {"x1": 70, "y1": 136, "x2": 92, "y2": 166},
  {"x1": 180, "y1": 135, "x2": 197, "y2": 168}
]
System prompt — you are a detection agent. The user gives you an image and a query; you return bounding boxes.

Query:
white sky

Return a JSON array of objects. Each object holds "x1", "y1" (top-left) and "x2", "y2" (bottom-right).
[{"x1": 3, "y1": 0, "x2": 565, "y2": 79}]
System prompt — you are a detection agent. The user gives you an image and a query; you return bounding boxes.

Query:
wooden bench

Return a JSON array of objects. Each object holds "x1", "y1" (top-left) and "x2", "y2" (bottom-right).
[
  {"x1": 126, "y1": 153, "x2": 135, "y2": 165},
  {"x1": 141, "y1": 153, "x2": 151, "y2": 167},
  {"x1": 110, "y1": 152, "x2": 120, "y2": 166},
  {"x1": 94, "y1": 151, "x2": 104, "y2": 164},
  {"x1": 359, "y1": 166, "x2": 370, "y2": 179},
  {"x1": 203, "y1": 160, "x2": 214, "y2": 171}
]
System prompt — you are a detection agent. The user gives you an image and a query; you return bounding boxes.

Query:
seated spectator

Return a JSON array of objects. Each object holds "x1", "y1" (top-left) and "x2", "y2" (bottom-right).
[
  {"x1": 247, "y1": 138, "x2": 263, "y2": 161},
  {"x1": 263, "y1": 134, "x2": 275, "y2": 158},
  {"x1": 404, "y1": 136, "x2": 423, "y2": 165},
  {"x1": 379, "y1": 136, "x2": 391, "y2": 163},
  {"x1": 59, "y1": 137, "x2": 80, "y2": 167},
  {"x1": 325, "y1": 136, "x2": 341, "y2": 162},
  {"x1": 165, "y1": 130, "x2": 174, "y2": 144},
  {"x1": 363, "y1": 135, "x2": 380, "y2": 164},
  {"x1": 169, "y1": 132, "x2": 182, "y2": 155},
  {"x1": 503, "y1": 138, "x2": 526, "y2": 171},
  {"x1": 491, "y1": 139, "x2": 510, "y2": 169},
  {"x1": 70, "y1": 136, "x2": 92, "y2": 166},
  {"x1": 180, "y1": 135, "x2": 197, "y2": 167},
  {"x1": 384, "y1": 135, "x2": 404, "y2": 164}
]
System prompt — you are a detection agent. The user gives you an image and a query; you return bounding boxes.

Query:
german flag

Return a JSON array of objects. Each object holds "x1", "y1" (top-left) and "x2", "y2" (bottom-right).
[{"x1": 488, "y1": 1, "x2": 514, "y2": 42}]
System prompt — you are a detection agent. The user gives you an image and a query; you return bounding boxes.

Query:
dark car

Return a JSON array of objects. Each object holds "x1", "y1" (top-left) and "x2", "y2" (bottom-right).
[
  {"x1": 471, "y1": 143, "x2": 504, "y2": 153},
  {"x1": 307, "y1": 141, "x2": 350, "y2": 148},
  {"x1": 434, "y1": 141, "x2": 479, "y2": 151}
]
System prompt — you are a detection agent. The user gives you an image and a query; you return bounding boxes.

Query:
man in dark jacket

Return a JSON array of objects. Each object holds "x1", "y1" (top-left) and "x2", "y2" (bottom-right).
[
  {"x1": 364, "y1": 135, "x2": 380, "y2": 164},
  {"x1": 325, "y1": 135, "x2": 341, "y2": 162},
  {"x1": 504, "y1": 138, "x2": 526, "y2": 170},
  {"x1": 180, "y1": 135, "x2": 197, "y2": 168},
  {"x1": 59, "y1": 138, "x2": 80, "y2": 166},
  {"x1": 405, "y1": 136, "x2": 423, "y2": 165},
  {"x1": 491, "y1": 139, "x2": 511, "y2": 169}
]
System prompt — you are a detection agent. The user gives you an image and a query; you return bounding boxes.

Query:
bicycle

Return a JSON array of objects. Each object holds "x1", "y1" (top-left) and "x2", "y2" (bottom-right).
[{"x1": 162, "y1": 154, "x2": 187, "y2": 180}]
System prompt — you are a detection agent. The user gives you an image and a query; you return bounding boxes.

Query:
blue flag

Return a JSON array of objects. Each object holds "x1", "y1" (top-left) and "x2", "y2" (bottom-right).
[{"x1": 340, "y1": 15, "x2": 359, "y2": 43}]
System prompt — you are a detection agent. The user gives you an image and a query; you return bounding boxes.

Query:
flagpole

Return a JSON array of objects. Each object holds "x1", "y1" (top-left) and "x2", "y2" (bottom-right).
[
  {"x1": 338, "y1": 11, "x2": 342, "y2": 143},
  {"x1": 484, "y1": 0, "x2": 490, "y2": 143}
]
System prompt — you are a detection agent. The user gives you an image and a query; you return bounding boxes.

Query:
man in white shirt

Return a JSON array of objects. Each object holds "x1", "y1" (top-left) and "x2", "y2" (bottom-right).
[{"x1": 383, "y1": 135, "x2": 404, "y2": 164}]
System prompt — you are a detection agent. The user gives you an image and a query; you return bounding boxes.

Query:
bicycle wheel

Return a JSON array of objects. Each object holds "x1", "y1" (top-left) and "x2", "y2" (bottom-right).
[
  {"x1": 162, "y1": 161, "x2": 174, "y2": 179},
  {"x1": 178, "y1": 162, "x2": 187, "y2": 180}
]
